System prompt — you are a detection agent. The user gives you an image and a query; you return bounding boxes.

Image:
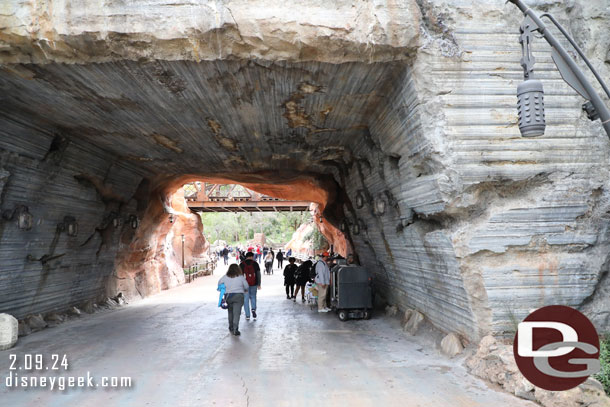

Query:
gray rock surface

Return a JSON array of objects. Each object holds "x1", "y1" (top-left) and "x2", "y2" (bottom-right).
[
  {"x1": 0, "y1": 313, "x2": 18, "y2": 350},
  {"x1": 0, "y1": 0, "x2": 609, "y2": 341}
]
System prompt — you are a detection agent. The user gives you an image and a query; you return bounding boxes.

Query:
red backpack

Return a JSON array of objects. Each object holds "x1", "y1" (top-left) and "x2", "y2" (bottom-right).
[{"x1": 243, "y1": 261, "x2": 257, "y2": 286}]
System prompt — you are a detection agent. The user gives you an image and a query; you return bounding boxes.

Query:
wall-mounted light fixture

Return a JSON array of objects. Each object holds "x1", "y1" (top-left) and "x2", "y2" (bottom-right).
[
  {"x1": 17, "y1": 205, "x2": 33, "y2": 231},
  {"x1": 112, "y1": 215, "x2": 122, "y2": 228},
  {"x1": 319, "y1": 216, "x2": 323, "y2": 224},
  {"x1": 340, "y1": 220, "x2": 349, "y2": 233},
  {"x1": 374, "y1": 196, "x2": 386, "y2": 216},
  {"x1": 59, "y1": 216, "x2": 78, "y2": 237},
  {"x1": 129, "y1": 215, "x2": 139, "y2": 229},
  {"x1": 352, "y1": 220, "x2": 360, "y2": 235},
  {"x1": 507, "y1": 0, "x2": 610, "y2": 138},
  {"x1": 169, "y1": 213, "x2": 175, "y2": 224},
  {"x1": 2, "y1": 205, "x2": 33, "y2": 231},
  {"x1": 355, "y1": 191, "x2": 365, "y2": 209}
]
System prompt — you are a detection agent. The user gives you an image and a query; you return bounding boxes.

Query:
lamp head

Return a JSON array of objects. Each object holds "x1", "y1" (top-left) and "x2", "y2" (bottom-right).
[{"x1": 517, "y1": 79, "x2": 546, "y2": 137}]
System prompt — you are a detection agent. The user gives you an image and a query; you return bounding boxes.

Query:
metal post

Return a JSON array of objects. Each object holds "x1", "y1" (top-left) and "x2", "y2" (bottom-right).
[
  {"x1": 181, "y1": 234, "x2": 186, "y2": 283},
  {"x1": 507, "y1": 0, "x2": 610, "y2": 138}
]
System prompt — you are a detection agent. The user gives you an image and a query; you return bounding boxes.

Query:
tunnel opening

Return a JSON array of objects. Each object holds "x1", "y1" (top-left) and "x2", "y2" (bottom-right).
[{"x1": 108, "y1": 174, "x2": 354, "y2": 302}]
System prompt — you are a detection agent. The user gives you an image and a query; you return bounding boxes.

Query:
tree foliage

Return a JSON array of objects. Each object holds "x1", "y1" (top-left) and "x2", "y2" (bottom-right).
[
  {"x1": 596, "y1": 335, "x2": 610, "y2": 395},
  {"x1": 303, "y1": 225, "x2": 328, "y2": 250},
  {"x1": 199, "y1": 211, "x2": 310, "y2": 245}
]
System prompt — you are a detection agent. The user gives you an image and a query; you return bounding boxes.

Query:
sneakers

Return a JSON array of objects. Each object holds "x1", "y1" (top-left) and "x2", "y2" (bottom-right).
[
  {"x1": 252, "y1": 310, "x2": 257, "y2": 320},
  {"x1": 302, "y1": 298, "x2": 306, "y2": 303},
  {"x1": 293, "y1": 298, "x2": 296, "y2": 302},
  {"x1": 286, "y1": 296, "x2": 291, "y2": 300},
  {"x1": 318, "y1": 308, "x2": 330, "y2": 313},
  {"x1": 233, "y1": 330, "x2": 241, "y2": 336},
  {"x1": 246, "y1": 317, "x2": 250, "y2": 321}
]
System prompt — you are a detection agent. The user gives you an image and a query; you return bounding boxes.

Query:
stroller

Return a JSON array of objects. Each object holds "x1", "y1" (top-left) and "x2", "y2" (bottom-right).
[{"x1": 305, "y1": 282, "x2": 318, "y2": 310}]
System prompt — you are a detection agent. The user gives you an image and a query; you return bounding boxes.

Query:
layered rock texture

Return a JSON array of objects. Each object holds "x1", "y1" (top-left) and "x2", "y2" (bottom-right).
[{"x1": 1, "y1": 0, "x2": 609, "y2": 340}]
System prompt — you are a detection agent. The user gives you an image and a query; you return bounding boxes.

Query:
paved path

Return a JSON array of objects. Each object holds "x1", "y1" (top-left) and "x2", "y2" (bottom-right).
[{"x1": 0, "y1": 260, "x2": 535, "y2": 406}]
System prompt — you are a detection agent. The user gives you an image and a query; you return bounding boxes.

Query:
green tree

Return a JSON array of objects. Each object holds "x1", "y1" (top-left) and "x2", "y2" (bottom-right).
[{"x1": 200, "y1": 211, "x2": 311, "y2": 245}]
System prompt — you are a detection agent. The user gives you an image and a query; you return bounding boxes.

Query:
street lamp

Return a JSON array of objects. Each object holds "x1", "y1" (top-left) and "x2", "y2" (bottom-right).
[{"x1": 508, "y1": 0, "x2": 610, "y2": 139}]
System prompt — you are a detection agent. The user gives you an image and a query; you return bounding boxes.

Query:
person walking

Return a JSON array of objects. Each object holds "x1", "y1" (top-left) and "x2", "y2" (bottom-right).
[
  {"x1": 314, "y1": 254, "x2": 331, "y2": 313},
  {"x1": 264, "y1": 251, "x2": 274, "y2": 275},
  {"x1": 276, "y1": 249, "x2": 284, "y2": 270},
  {"x1": 222, "y1": 246, "x2": 229, "y2": 265},
  {"x1": 218, "y1": 264, "x2": 249, "y2": 336},
  {"x1": 283, "y1": 257, "x2": 298, "y2": 300},
  {"x1": 294, "y1": 259, "x2": 311, "y2": 303},
  {"x1": 240, "y1": 252, "x2": 261, "y2": 321},
  {"x1": 256, "y1": 245, "x2": 262, "y2": 263}
]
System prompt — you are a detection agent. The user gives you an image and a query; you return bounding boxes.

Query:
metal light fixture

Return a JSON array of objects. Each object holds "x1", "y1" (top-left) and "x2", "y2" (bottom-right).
[
  {"x1": 352, "y1": 222, "x2": 360, "y2": 235},
  {"x1": 374, "y1": 196, "x2": 386, "y2": 216},
  {"x1": 16, "y1": 205, "x2": 33, "y2": 231},
  {"x1": 59, "y1": 216, "x2": 78, "y2": 237},
  {"x1": 112, "y1": 215, "x2": 122, "y2": 228},
  {"x1": 355, "y1": 190, "x2": 366, "y2": 209},
  {"x1": 2, "y1": 205, "x2": 34, "y2": 231},
  {"x1": 129, "y1": 215, "x2": 139, "y2": 229},
  {"x1": 508, "y1": 0, "x2": 610, "y2": 139},
  {"x1": 319, "y1": 216, "x2": 323, "y2": 224}
]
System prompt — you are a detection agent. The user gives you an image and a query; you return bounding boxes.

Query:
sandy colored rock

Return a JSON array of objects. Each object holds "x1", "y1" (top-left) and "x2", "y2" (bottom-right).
[
  {"x1": 403, "y1": 310, "x2": 424, "y2": 335},
  {"x1": 385, "y1": 305, "x2": 398, "y2": 316},
  {"x1": 440, "y1": 333, "x2": 463, "y2": 358},
  {"x1": 25, "y1": 314, "x2": 47, "y2": 332},
  {"x1": 68, "y1": 306, "x2": 82, "y2": 316},
  {"x1": 0, "y1": 313, "x2": 18, "y2": 351}
]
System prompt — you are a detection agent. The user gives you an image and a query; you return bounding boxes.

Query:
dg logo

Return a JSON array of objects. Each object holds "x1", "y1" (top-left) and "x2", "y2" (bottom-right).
[{"x1": 513, "y1": 305, "x2": 601, "y2": 391}]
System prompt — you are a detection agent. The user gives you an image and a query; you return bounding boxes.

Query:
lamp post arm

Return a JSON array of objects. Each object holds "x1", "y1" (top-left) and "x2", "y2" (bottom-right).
[
  {"x1": 507, "y1": 0, "x2": 610, "y2": 138},
  {"x1": 540, "y1": 13, "x2": 610, "y2": 100}
]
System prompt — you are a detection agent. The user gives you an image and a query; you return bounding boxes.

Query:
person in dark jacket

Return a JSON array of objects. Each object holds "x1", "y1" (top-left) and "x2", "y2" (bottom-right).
[
  {"x1": 276, "y1": 249, "x2": 284, "y2": 270},
  {"x1": 293, "y1": 259, "x2": 312, "y2": 303},
  {"x1": 283, "y1": 257, "x2": 298, "y2": 299}
]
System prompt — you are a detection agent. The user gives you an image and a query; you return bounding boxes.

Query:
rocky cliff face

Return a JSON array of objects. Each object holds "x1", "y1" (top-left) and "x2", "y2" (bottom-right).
[{"x1": 1, "y1": 0, "x2": 609, "y2": 340}]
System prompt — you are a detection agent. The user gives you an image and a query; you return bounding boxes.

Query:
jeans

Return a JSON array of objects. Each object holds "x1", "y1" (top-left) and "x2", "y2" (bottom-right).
[
  {"x1": 226, "y1": 293, "x2": 244, "y2": 333},
  {"x1": 243, "y1": 285, "x2": 258, "y2": 318}
]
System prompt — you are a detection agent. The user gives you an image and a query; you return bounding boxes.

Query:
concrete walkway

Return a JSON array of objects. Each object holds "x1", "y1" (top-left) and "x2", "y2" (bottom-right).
[{"x1": 1, "y1": 261, "x2": 536, "y2": 407}]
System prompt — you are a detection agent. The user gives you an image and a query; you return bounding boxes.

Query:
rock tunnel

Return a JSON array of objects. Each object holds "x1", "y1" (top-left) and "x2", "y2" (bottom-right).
[{"x1": 1, "y1": 0, "x2": 610, "y2": 343}]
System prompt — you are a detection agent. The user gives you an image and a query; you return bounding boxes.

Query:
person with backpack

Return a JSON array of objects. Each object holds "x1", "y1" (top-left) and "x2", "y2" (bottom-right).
[
  {"x1": 293, "y1": 259, "x2": 311, "y2": 303},
  {"x1": 217, "y1": 264, "x2": 248, "y2": 336},
  {"x1": 276, "y1": 249, "x2": 284, "y2": 270},
  {"x1": 283, "y1": 257, "x2": 298, "y2": 300},
  {"x1": 239, "y1": 251, "x2": 261, "y2": 321}
]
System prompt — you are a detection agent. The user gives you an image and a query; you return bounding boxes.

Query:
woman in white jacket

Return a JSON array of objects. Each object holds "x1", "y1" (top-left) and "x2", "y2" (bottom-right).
[{"x1": 218, "y1": 264, "x2": 249, "y2": 336}]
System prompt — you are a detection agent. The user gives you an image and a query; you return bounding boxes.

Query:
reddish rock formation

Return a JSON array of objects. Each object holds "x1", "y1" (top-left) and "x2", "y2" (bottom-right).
[{"x1": 109, "y1": 186, "x2": 209, "y2": 300}]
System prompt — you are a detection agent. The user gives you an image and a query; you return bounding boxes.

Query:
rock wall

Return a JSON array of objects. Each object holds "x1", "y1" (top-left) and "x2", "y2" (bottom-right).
[
  {"x1": 0, "y1": 127, "x2": 144, "y2": 319},
  {"x1": 1, "y1": 0, "x2": 609, "y2": 340}
]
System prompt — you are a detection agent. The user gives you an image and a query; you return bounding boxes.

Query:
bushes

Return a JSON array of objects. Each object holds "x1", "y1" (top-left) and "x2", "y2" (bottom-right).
[{"x1": 595, "y1": 335, "x2": 610, "y2": 395}]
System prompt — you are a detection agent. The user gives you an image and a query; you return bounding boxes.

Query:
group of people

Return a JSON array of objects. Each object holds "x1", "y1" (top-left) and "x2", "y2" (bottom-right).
[
  {"x1": 218, "y1": 249, "x2": 356, "y2": 335},
  {"x1": 232, "y1": 245, "x2": 291, "y2": 275},
  {"x1": 282, "y1": 253, "x2": 332, "y2": 312}
]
